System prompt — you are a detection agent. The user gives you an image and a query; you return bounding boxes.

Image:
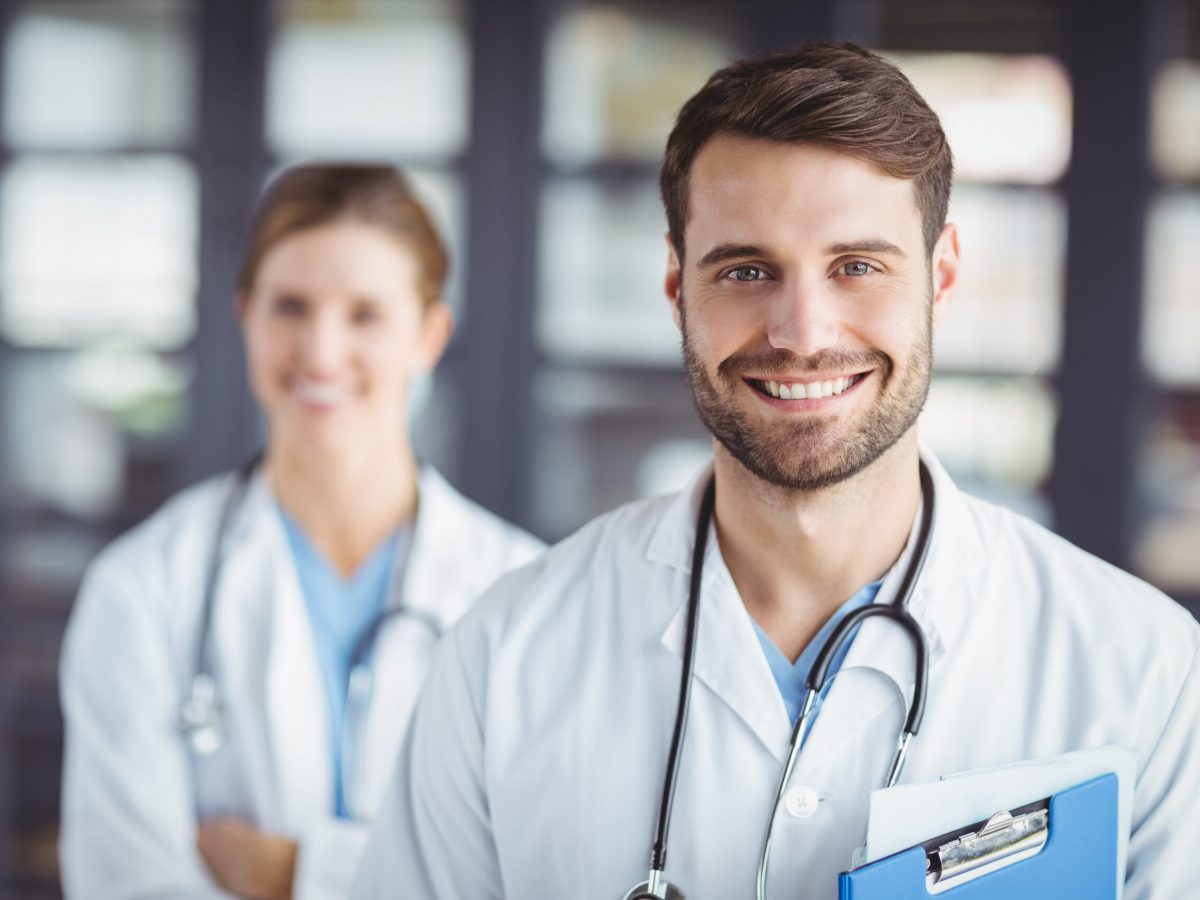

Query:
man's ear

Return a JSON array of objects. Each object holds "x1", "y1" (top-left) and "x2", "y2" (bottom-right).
[
  {"x1": 664, "y1": 233, "x2": 683, "y2": 331},
  {"x1": 930, "y1": 223, "x2": 960, "y2": 330}
]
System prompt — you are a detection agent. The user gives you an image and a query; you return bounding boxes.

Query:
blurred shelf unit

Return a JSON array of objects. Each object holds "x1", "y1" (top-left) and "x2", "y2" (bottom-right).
[{"x1": 1137, "y1": 11, "x2": 1200, "y2": 603}]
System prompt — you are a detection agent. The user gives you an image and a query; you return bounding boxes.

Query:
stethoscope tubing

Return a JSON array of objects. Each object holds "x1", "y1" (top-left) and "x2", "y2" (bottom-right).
[
  {"x1": 755, "y1": 463, "x2": 935, "y2": 898},
  {"x1": 177, "y1": 455, "x2": 443, "y2": 820},
  {"x1": 648, "y1": 478, "x2": 715, "y2": 877},
  {"x1": 631, "y1": 462, "x2": 936, "y2": 900}
]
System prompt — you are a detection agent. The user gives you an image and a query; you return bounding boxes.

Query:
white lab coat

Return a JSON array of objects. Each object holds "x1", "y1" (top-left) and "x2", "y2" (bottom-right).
[
  {"x1": 354, "y1": 451, "x2": 1200, "y2": 899},
  {"x1": 59, "y1": 465, "x2": 544, "y2": 900}
]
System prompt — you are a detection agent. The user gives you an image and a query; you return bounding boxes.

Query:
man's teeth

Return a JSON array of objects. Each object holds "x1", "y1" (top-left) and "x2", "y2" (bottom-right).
[{"x1": 762, "y1": 376, "x2": 857, "y2": 400}]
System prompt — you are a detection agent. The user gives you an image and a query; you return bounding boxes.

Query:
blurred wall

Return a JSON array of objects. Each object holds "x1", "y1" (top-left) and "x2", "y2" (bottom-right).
[{"x1": 1, "y1": 0, "x2": 1198, "y2": 895}]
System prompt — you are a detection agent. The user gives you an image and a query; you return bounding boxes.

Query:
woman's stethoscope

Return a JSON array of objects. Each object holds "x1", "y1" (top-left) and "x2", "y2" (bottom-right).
[
  {"x1": 173, "y1": 456, "x2": 443, "y2": 818},
  {"x1": 623, "y1": 462, "x2": 935, "y2": 900}
]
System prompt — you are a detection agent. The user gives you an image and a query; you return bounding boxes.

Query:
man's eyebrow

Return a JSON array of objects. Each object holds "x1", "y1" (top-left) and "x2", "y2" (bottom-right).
[
  {"x1": 695, "y1": 244, "x2": 768, "y2": 270},
  {"x1": 825, "y1": 239, "x2": 907, "y2": 257}
]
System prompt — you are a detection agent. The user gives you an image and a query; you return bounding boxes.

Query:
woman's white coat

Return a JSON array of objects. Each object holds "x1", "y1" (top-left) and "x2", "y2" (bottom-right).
[{"x1": 59, "y1": 465, "x2": 543, "y2": 899}]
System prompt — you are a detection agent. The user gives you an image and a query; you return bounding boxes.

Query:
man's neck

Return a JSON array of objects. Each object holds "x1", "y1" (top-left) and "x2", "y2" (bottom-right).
[
  {"x1": 712, "y1": 434, "x2": 922, "y2": 663},
  {"x1": 265, "y1": 436, "x2": 419, "y2": 578}
]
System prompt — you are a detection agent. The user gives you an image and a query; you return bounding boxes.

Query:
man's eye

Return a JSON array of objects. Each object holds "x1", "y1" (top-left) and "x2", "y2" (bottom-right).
[
  {"x1": 726, "y1": 265, "x2": 766, "y2": 282},
  {"x1": 840, "y1": 261, "x2": 873, "y2": 277}
]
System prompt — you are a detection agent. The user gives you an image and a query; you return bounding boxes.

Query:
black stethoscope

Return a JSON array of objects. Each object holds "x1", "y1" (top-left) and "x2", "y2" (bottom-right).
[
  {"x1": 173, "y1": 457, "x2": 443, "y2": 818},
  {"x1": 623, "y1": 462, "x2": 935, "y2": 900}
]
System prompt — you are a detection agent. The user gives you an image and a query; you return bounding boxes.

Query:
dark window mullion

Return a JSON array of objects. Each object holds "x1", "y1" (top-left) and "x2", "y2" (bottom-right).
[
  {"x1": 183, "y1": 0, "x2": 272, "y2": 488},
  {"x1": 1053, "y1": 0, "x2": 1168, "y2": 568}
]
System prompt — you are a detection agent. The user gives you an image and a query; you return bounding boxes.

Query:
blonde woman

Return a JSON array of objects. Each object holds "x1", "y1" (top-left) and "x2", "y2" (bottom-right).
[{"x1": 60, "y1": 165, "x2": 543, "y2": 899}]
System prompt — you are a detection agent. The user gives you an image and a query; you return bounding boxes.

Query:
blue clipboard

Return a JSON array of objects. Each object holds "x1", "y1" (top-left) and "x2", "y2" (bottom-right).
[{"x1": 839, "y1": 773, "x2": 1118, "y2": 899}]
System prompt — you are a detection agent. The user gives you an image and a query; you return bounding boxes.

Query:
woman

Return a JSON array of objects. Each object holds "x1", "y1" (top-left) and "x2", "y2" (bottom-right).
[{"x1": 59, "y1": 165, "x2": 544, "y2": 899}]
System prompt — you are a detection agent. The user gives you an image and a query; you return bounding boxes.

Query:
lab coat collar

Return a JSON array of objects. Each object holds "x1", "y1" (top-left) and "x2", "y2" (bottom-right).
[
  {"x1": 646, "y1": 447, "x2": 988, "y2": 761},
  {"x1": 223, "y1": 462, "x2": 465, "y2": 623},
  {"x1": 211, "y1": 463, "x2": 492, "y2": 829},
  {"x1": 217, "y1": 463, "x2": 475, "y2": 830},
  {"x1": 357, "y1": 466, "x2": 477, "y2": 801},
  {"x1": 395, "y1": 465, "x2": 477, "y2": 626},
  {"x1": 216, "y1": 465, "x2": 332, "y2": 831}
]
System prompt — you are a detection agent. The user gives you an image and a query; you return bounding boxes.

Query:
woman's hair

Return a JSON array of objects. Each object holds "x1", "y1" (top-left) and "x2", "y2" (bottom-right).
[{"x1": 238, "y1": 164, "x2": 448, "y2": 309}]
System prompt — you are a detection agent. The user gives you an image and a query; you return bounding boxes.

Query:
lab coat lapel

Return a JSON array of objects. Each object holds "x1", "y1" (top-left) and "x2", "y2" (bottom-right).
[
  {"x1": 655, "y1": 472, "x2": 793, "y2": 764},
  {"x1": 355, "y1": 468, "x2": 460, "y2": 808},
  {"x1": 650, "y1": 454, "x2": 988, "y2": 769},
  {"x1": 806, "y1": 451, "x2": 986, "y2": 763},
  {"x1": 229, "y1": 473, "x2": 333, "y2": 832}
]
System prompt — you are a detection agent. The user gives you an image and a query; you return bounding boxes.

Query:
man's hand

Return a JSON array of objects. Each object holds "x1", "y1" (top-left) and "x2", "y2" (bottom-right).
[{"x1": 197, "y1": 817, "x2": 298, "y2": 899}]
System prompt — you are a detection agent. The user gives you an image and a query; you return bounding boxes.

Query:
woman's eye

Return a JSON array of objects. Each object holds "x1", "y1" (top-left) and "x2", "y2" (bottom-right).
[
  {"x1": 272, "y1": 296, "x2": 305, "y2": 316},
  {"x1": 352, "y1": 306, "x2": 381, "y2": 325},
  {"x1": 726, "y1": 265, "x2": 766, "y2": 282},
  {"x1": 840, "y1": 261, "x2": 873, "y2": 277}
]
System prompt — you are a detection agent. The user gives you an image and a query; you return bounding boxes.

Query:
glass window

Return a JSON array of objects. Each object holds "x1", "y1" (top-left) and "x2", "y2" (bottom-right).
[
  {"x1": 1143, "y1": 192, "x2": 1200, "y2": 386},
  {"x1": 268, "y1": 0, "x2": 468, "y2": 157},
  {"x1": 936, "y1": 186, "x2": 1066, "y2": 374},
  {"x1": 1151, "y1": 60, "x2": 1200, "y2": 182},
  {"x1": 537, "y1": 176, "x2": 678, "y2": 364},
  {"x1": 636, "y1": 437, "x2": 712, "y2": 499},
  {"x1": 887, "y1": 53, "x2": 1072, "y2": 184},
  {"x1": 542, "y1": 5, "x2": 739, "y2": 165},
  {"x1": 1136, "y1": 396, "x2": 1200, "y2": 594},
  {"x1": 530, "y1": 368, "x2": 706, "y2": 538},
  {"x1": 920, "y1": 376, "x2": 1057, "y2": 522},
  {"x1": 3, "y1": 0, "x2": 193, "y2": 149},
  {"x1": 1, "y1": 349, "x2": 188, "y2": 518},
  {"x1": 0, "y1": 155, "x2": 198, "y2": 348}
]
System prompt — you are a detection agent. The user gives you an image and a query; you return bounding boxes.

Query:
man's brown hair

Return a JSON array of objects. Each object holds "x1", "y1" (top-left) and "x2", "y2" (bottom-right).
[{"x1": 660, "y1": 42, "x2": 953, "y2": 258}]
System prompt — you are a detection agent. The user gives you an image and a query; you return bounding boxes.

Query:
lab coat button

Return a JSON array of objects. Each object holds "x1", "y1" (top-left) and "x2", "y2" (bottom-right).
[{"x1": 784, "y1": 785, "x2": 819, "y2": 818}]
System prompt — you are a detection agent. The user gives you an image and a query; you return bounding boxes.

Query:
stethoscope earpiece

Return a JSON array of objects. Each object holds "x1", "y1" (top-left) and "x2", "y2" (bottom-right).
[{"x1": 176, "y1": 672, "x2": 225, "y2": 756}]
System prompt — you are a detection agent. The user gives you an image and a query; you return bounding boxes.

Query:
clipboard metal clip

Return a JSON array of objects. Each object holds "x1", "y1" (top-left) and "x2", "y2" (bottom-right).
[{"x1": 925, "y1": 803, "x2": 1050, "y2": 887}]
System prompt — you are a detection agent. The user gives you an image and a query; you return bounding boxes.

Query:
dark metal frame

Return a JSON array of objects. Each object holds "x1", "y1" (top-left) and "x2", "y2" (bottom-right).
[
  {"x1": 1052, "y1": 0, "x2": 1165, "y2": 571},
  {"x1": 453, "y1": 0, "x2": 548, "y2": 525},
  {"x1": 183, "y1": 0, "x2": 272, "y2": 485}
]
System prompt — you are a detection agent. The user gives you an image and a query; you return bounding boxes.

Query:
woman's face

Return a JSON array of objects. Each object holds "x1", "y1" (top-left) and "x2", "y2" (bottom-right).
[{"x1": 240, "y1": 220, "x2": 452, "y2": 457}]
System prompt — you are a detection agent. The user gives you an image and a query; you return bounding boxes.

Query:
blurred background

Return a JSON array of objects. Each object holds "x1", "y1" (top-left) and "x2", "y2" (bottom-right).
[{"x1": 0, "y1": 0, "x2": 1197, "y2": 894}]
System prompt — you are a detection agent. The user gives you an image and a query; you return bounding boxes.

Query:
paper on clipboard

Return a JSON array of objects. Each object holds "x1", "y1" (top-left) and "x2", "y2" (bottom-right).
[{"x1": 864, "y1": 745, "x2": 1136, "y2": 896}]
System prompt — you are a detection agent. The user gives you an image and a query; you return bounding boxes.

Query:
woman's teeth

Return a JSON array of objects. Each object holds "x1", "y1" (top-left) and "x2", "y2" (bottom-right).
[{"x1": 292, "y1": 379, "x2": 353, "y2": 406}]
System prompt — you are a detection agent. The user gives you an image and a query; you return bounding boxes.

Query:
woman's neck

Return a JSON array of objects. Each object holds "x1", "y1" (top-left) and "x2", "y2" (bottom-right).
[{"x1": 265, "y1": 438, "x2": 419, "y2": 577}]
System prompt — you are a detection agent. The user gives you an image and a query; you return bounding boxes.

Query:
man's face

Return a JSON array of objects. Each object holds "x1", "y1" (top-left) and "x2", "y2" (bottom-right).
[{"x1": 665, "y1": 136, "x2": 959, "y2": 492}]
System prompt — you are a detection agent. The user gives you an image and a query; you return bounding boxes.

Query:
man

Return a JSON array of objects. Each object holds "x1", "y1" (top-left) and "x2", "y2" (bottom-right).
[{"x1": 353, "y1": 43, "x2": 1200, "y2": 898}]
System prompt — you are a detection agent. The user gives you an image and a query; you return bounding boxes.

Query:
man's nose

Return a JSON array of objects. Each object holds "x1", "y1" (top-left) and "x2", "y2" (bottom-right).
[{"x1": 765, "y1": 275, "x2": 840, "y2": 358}]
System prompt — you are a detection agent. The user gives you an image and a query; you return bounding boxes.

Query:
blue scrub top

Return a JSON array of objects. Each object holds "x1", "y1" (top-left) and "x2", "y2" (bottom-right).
[
  {"x1": 280, "y1": 510, "x2": 410, "y2": 819},
  {"x1": 751, "y1": 580, "x2": 883, "y2": 727}
]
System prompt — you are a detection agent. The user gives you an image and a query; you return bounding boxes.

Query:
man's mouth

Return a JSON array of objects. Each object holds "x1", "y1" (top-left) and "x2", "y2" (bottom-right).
[{"x1": 745, "y1": 372, "x2": 869, "y2": 401}]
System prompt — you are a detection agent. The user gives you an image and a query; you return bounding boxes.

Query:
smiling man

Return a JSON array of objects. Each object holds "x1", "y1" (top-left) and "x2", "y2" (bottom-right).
[{"x1": 352, "y1": 44, "x2": 1200, "y2": 898}]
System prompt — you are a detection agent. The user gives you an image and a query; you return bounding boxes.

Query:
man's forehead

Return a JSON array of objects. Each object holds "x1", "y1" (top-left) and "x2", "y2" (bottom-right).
[{"x1": 685, "y1": 136, "x2": 923, "y2": 248}]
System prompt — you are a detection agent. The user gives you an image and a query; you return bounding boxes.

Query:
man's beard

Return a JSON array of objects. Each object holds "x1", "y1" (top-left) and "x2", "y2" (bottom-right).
[{"x1": 680, "y1": 301, "x2": 933, "y2": 492}]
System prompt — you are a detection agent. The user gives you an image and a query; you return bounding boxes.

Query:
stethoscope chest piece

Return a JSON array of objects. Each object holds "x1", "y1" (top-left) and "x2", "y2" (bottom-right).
[
  {"x1": 622, "y1": 878, "x2": 686, "y2": 900},
  {"x1": 175, "y1": 672, "x2": 226, "y2": 755}
]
